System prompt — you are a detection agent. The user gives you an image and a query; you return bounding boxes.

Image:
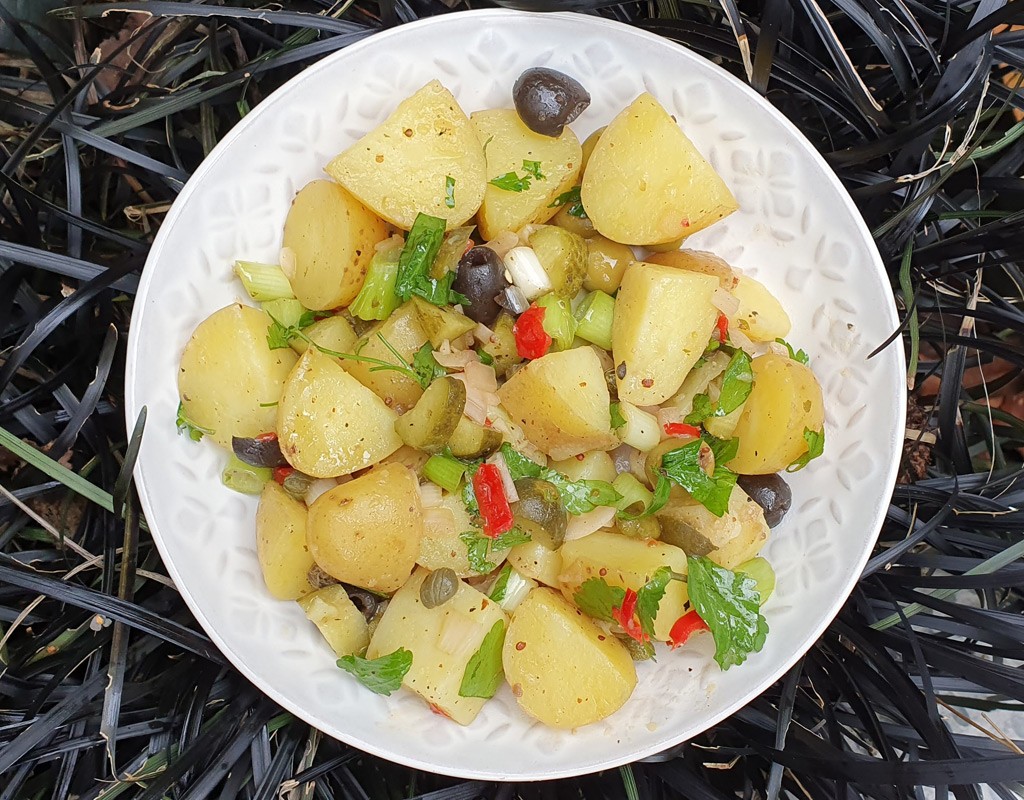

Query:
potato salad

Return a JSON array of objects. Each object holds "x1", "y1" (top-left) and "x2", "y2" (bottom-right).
[{"x1": 175, "y1": 68, "x2": 826, "y2": 729}]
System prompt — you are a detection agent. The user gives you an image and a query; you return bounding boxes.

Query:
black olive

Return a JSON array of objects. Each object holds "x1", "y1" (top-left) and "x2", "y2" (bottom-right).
[
  {"x1": 342, "y1": 584, "x2": 382, "y2": 622},
  {"x1": 452, "y1": 246, "x2": 509, "y2": 326},
  {"x1": 513, "y1": 68, "x2": 591, "y2": 137},
  {"x1": 737, "y1": 474, "x2": 793, "y2": 528},
  {"x1": 231, "y1": 434, "x2": 286, "y2": 468}
]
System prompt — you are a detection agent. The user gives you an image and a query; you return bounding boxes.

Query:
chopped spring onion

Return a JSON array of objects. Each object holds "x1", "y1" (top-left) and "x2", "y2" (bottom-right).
[
  {"x1": 487, "y1": 565, "x2": 536, "y2": 613},
  {"x1": 262, "y1": 298, "x2": 308, "y2": 330},
  {"x1": 234, "y1": 261, "x2": 294, "y2": 302},
  {"x1": 502, "y1": 246, "x2": 552, "y2": 300},
  {"x1": 612, "y1": 472, "x2": 654, "y2": 517},
  {"x1": 349, "y1": 244, "x2": 403, "y2": 321},
  {"x1": 735, "y1": 556, "x2": 776, "y2": 605},
  {"x1": 535, "y1": 293, "x2": 578, "y2": 351},
  {"x1": 574, "y1": 290, "x2": 614, "y2": 351},
  {"x1": 422, "y1": 454, "x2": 467, "y2": 493},
  {"x1": 616, "y1": 401, "x2": 661, "y2": 452},
  {"x1": 221, "y1": 454, "x2": 271, "y2": 495}
]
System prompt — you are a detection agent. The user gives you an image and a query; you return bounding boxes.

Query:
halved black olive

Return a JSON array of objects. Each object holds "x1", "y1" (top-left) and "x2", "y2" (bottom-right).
[
  {"x1": 453, "y1": 246, "x2": 509, "y2": 326},
  {"x1": 737, "y1": 473, "x2": 793, "y2": 528},
  {"x1": 342, "y1": 584, "x2": 383, "y2": 622},
  {"x1": 232, "y1": 434, "x2": 286, "y2": 468},
  {"x1": 512, "y1": 68, "x2": 591, "y2": 137}
]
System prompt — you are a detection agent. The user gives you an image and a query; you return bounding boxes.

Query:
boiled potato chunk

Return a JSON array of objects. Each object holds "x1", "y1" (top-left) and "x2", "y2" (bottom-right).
[
  {"x1": 282, "y1": 180, "x2": 388, "y2": 310},
  {"x1": 298, "y1": 585, "x2": 370, "y2": 657},
  {"x1": 277, "y1": 349, "x2": 401, "y2": 478},
  {"x1": 559, "y1": 531, "x2": 690, "y2": 641},
  {"x1": 289, "y1": 314, "x2": 358, "y2": 357},
  {"x1": 326, "y1": 80, "x2": 485, "y2": 229},
  {"x1": 471, "y1": 108, "x2": 582, "y2": 240},
  {"x1": 729, "y1": 274, "x2": 792, "y2": 342},
  {"x1": 657, "y1": 485, "x2": 769, "y2": 569},
  {"x1": 307, "y1": 463, "x2": 422, "y2": 593},
  {"x1": 255, "y1": 481, "x2": 314, "y2": 600},
  {"x1": 507, "y1": 539, "x2": 563, "y2": 587},
  {"x1": 344, "y1": 302, "x2": 428, "y2": 412},
  {"x1": 503, "y1": 588, "x2": 636, "y2": 728},
  {"x1": 645, "y1": 249, "x2": 736, "y2": 290},
  {"x1": 582, "y1": 93, "x2": 738, "y2": 245},
  {"x1": 730, "y1": 354, "x2": 825, "y2": 474},
  {"x1": 366, "y1": 568, "x2": 507, "y2": 725},
  {"x1": 418, "y1": 494, "x2": 511, "y2": 577},
  {"x1": 178, "y1": 303, "x2": 297, "y2": 449},
  {"x1": 613, "y1": 262, "x2": 719, "y2": 405}
]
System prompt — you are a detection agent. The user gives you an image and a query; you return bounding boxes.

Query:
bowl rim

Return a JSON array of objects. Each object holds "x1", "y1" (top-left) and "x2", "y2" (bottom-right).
[{"x1": 125, "y1": 7, "x2": 907, "y2": 780}]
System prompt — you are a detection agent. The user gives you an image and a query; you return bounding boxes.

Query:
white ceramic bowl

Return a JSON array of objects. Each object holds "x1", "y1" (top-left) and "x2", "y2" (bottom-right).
[{"x1": 125, "y1": 9, "x2": 906, "y2": 780}]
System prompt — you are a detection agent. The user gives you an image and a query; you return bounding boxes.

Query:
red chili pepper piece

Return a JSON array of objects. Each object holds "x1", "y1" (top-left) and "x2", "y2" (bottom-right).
[
  {"x1": 472, "y1": 464, "x2": 514, "y2": 538},
  {"x1": 664, "y1": 422, "x2": 701, "y2": 438},
  {"x1": 513, "y1": 305, "x2": 552, "y2": 360},
  {"x1": 256, "y1": 431, "x2": 279, "y2": 442},
  {"x1": 273, "y1": 465, "x2": 294, "y2": 485},
  {"x1": 612, "y1": 588, "x2": 649, "y2": 643},
  {"x1": 715, "y1": 313, "x2": 729, "y2": 344},
  {"x1": 668, "y1": 609, "x2": 709, "y2": 649}
]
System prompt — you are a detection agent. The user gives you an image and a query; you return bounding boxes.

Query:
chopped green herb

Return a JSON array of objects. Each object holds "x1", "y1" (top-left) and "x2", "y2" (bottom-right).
[
  {"x1": 337, "y1": 648, "x2": 412, "y2": 695},
  {"x1": 573, "y1": 577, "x2": 625, "y2": 622},
  {"x1": 716, "y1": 350, "x2": 754, "y2": 415},
  {"x1": 776, "y1": 338, "x2": 810, "y2": 365},
  {"x1": 476, "y1": 348, "x2": 494, "y2": 366},
  {"x1": 521, "y1": 160, "x2": 544, "y2": 180},
  {"x1": 258, "y1": 401, "x2": 279, "y2": 408},
  {"x1": 609, "y1": 402, "x2": 626, "y2": 430},
  {"x1": 458, "y1": 528, "x2": 530, "y2": 574},
  {"x1": 411, "y1": 342, "x2": 446, "y2": 389},
  {"x1": 786, "y1": 427, "x2": 826, "y2": 472},
  {"x1": 659, "y1": 438, "x2": 738, "y2": 517},
  {"x1": 687, "y1": 556, "x2": 768, "y2": 670},
  {"x1": 684, "y1": 393, "x2": 715, "y2": 425},
  {"x1": 493, "y1": 528, "x2": 531, "y2": 550},
  {"x1": 489, "y1": 172, "x2": 531, "y2": 192},
  {"x1": 500, "y1": 443, "x2": 621, "y2": 514},
  {"x1": 395, "y1": 213, "x2": 469, "y2": 307},
  {"x1": 489, "y1": 564, "x2": 513, "y2": 602},
  {"x1": 635, "y1": 567, "x2": 674, "y2": 637},
  {"x1": 175, "y1": 402, "x2": 214, "y2": 442},
  {"x1": 444, "y1": 175, "x2": 456, "y2": 209},
  {"x1": 459, "y1": 620, "x2": 506, "y2": 699},
  {"x1": 547, "y1": 186, "x2": 587, "y2": 218},
  {"x1": 266, "y1": 321, "x2": 294, "y2": 350}
]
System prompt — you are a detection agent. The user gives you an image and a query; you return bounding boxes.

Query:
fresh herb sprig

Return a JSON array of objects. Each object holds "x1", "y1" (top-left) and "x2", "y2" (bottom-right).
[
  {"x1": 337, "y1": 648, "x2": 413, "y2": 695},
  {"x1": 687, "y1": 556, "x2": 768, "y2": 669},
  {"x1": 175, "y1": 402, "x2": 214, "y2": 442},
  {"x1": 500, "y1": 443, "x2": 621, "y2": 514}
]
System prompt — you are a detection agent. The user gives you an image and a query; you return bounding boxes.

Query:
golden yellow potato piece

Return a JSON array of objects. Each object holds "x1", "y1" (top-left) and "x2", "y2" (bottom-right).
[
  {"x1": 306, "y1": 463, "x2": 422, "y2": 593},
  {"x1": 277, "y1": 348, "x2": 401, "y2": 478},
  {"x1": 326, "y1": 80, "x2": 486, "y2": 229},
  {"x1": 503, "y1": 588, "x2": 636, "y2": 728},
  {"x1": 729, "y1": 274, "x2": 792, "y2": 342},
  {"x1": 471, "y1": 108, "x2": 582, "y2": 240},
  {"x1": 612, "y1": 262, "x2": 719, "y2": 405},
  {"x1": 255, "y1": 481, "x2": 315, "y2": 600},
  {"x1": 177, "y1": 303, "x2": 296, "y2": 449},
  {"x1": 289, "y1": 314, "x2": 358, "y2": 357},
  {"x1": 282, "y1": 180, "x2": 387, "y2": 310},
  {"x1": 582, "y1": 93, "x2": 737, "y2": 244},
  {"x1": 506, "y1": 540, "x2": 563, "y2": 587},
  {"x1": 366, "y1": 567, "x2": 507, "y2": 725},
  {"x1": 730, "y1": 354, "x2": 825, "y2": 474},
  {"x1": 497, "y1": 347, "x2": 618, "y2": 460},
  {"x1": 298, "y1": 585, "x2": 370, "y2": 657},
  {"x1": 343, "y1": 301, "x2": 428, "y2": 412}
]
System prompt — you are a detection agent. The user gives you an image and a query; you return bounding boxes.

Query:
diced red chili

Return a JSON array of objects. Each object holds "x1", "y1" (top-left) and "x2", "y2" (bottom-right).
[
  {"x1": 256, "y1": 431, "x2": 279, "y2": 442},
  {"x1": 513, "y1": 305, "x2": 552, "y2": 360},
  {"x1": 715, "y1": 313, "x2": 729, "y2": 344},
  {"x1": 664, "y1": 422, "x2": 701, "y2": 438},
  {"x1": 612, "y1": 588, "x2": 648, "y2": 643},
  {"x1": 668, "y1": 610, "x2": 709, "y2": 649},
  {"x1": 472, "y1": 464, "x2": 514, "y2": 538},
  {"x1": 272, "y1": 465, "x2": 294, "y2": 484}
]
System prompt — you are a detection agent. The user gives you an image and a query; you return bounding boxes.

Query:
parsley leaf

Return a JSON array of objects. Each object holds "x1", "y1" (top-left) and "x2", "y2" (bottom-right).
[
  {"x1": 459, "y1": 528, "x2": 530, "y2": 574},
  {"x1": 573, "y1": 577, "x2": 625, "y2": 621},
  {"x1": 337, "y1": 648, "x2": 412, "y2": 695},
  {"x1": 684, "y1": 393, "x2": 715, "y2": 425},
  {"x1": 444, "y1": 175, "x2": 456, "y2": 209},
  {"x1": 717, "y1": 350, "x2": 754, "y2": 415},
  {"x1": 786, "y1": 427, "x2": 826, "y2": 472},
  {"x1": 476, "y1": 348, "x2": 494, "y2": 366},
  {"x1": 489, "y1": 564, "x2": 512, "y2": 602},
  {"x1": 493, "y1": 527, "x2": 531, "y2": 550},
  {"x1": 412, "y1": 342, "x2": 446, "y2": 389},
  {"x1": 394, "y1": 213, "x2": 468, "y2": 306},
  {"x1": 461, "y1": 476, "x2": 480, "y2": 517},
  {"x1": 489, "y1": 172, "x2": 531, "y2": 192},
  {"x1": 609, "y1": 402, "x2": 626, "y2": 430},
  {"x1": 775, "y1": 338, "x2": 810, "y2": 365},
  {"x1": 547, "y1": 186, "x2": 587, "y2": 219},
  {"x1": 266, "y1": 320, "x2": 294, "y2": 350},
  {"x1": 459, "y1": 620, "x2": 506, "y2": 699},
  {"x1": 636, "y1": 567, "x2": 674, "y2": 638},
  {"x1": 175, "y1": 402, "x2": 214, "y2": 442},
  {"x1": 687, "y1": 556, "x2": 768, "y2": 670},
  {"x1": 660, "y1": 438, "x2": 738, "y2": 517},
  {"x1": 499, "y1": 443, "x2": 621, "y2": 514},
  {"x1": 521, "y1": 160, "x2": 544, "y2": 180}
]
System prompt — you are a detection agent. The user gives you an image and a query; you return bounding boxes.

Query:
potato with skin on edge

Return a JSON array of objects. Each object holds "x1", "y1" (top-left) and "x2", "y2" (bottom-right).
[
  {"x1": 326, "y1": 80, "x2": 486, "y2": 229},
  {"x1": 177, "y1": 303, "x2": 296, "y2": 449},
  {"x1": 307, "y1": 463, "x2": 422, "y2": 593},
  {"x1": 255, "y1": 481, "x2": 315, "y2": 600},
  {"x1": 298, "y1": 585, "x2": 370, "y2": 657},
  {"x1": 503, "y1": 588, "x2": 636, "y2": 729},
  {"x1": 282, "y1": 180, "x2": 388, "y2": 311},
  {"x1": 582, "y1": 93, "x2": 738, "y2": 245},
  {"x1": 277, "y1": 348, "x2": 401, "y2": 478}
]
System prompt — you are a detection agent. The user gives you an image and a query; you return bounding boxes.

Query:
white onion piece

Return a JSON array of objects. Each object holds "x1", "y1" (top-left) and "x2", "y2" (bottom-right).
[
  {"x1": 657, "y1": 406, "x2": 689, "y2": 429},
  {"x1": 487, "y1": 451, "x2": 519, "y2": 504},
  {"x1": 438, "y1": 608, "x2": 480, "y2": 655},
  {"x1": 728, "y1": 325, "x2": 760, "y2": 356},
  {"x1": 464, "y1": 359, "x2": 498, "y2": 393},
  {"x1": 374, "y1": 234, "x2": 404, "y2": 252},
  {"x1": 433, "y1": 348, "x2": 477, "y2": 369},
  {"x1": 418, "y1": 481, "x2": 444, "y2": 509},
  {"x1": 503, "y1": 246, "x2": 552, "y2": 300},
  {"x1": 304, "y1": 477, "x2": 337, "y2": 505},
  {"x1": 565, "y1": 505, "x2": 617, "y2": 541},
  {"x1": 767, "y1": 340, "x2": 791, "y2": 358},
  {"x1": 496, "y1": 285, "x2": 530, "y2": 315},
  {"x1": 451, "y1": 331, "x2": 476, "y2": 351},
  {"x1": 485, "y1": 231, "x2": 519, "y2": 258},
  {"x1": 473, "y1": 322, "x2": 496, "y2": 345},
  {"x1": 711, "y1": 287, "x2": 740, "y2": 317},
  {"x1": 423, "y1": 504, "x2": 455, "y2": 533}
]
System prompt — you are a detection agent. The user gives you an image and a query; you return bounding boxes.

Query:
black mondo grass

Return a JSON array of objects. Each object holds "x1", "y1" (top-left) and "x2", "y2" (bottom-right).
[{"x1": 0, "y1": 0, "x2": 1022, "y2": 798}]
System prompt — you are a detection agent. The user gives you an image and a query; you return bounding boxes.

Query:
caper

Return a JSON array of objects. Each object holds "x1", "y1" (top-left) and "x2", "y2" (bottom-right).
[{"x1": 420, "y1": 568, "x2": 459, "y2": 609}]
